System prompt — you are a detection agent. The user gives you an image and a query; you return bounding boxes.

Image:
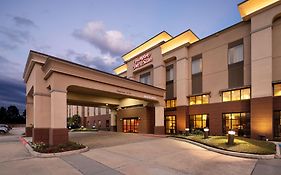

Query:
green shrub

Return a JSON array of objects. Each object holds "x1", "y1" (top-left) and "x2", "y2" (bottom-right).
[{"x1": 32, "y1": 141, "x2": 85, "y2": 153}]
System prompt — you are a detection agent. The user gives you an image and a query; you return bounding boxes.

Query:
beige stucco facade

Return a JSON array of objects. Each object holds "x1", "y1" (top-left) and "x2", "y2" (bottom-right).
[{"x1": 24, "y1": 0, "x2": 281, "y2": 144}]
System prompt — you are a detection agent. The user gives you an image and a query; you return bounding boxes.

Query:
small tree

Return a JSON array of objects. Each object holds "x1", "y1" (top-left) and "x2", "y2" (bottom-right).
[
  {"x1": 0, "y1": 107, "x2": 7, "y2": 123},
  {"x1": 67, "y1": 114, "x2": 81, "y2": 129}
]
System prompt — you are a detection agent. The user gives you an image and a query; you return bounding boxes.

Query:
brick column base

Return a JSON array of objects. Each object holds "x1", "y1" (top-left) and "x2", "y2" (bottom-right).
[
  {"x1": 25, "y1": 127, "x2": 33, "y2": 137},
  {"x1": 154, "y1": 126, "x2": 165, "y2": 135},
  {"x1": 111, "y1": 126, "x2": 117, "y2": 132},
  {"x1": 49, "y1": 128, "x2": 68, "y2": 145},
  {"x1": 33, "y1": 128, "x2": 49, "y2": 144}
]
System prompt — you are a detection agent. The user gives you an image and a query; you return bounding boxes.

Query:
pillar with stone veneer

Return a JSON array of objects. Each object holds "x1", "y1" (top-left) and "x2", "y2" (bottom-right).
[{"x1": 25, "y1": 95, "x2": 34, "y2": 137}]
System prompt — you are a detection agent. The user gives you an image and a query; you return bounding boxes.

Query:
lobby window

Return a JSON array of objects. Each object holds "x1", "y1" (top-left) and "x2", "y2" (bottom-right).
[
  {"x1": 189, "y1": 94, "x2": 209, "y2": 105},
  {"x1": 222, "y1": 113, "x2": 250, "y2": 137},
  {"x1": 190, "y1": 114, "x2": 209, "y2": 130},
  {"x1": 222, "y1": 88, "x2": 250, "y2": 102},
  {"x1": 228, "y1": 40, "x2": 244, "y2": 88},
  {"x1": 165, "y1": 99, "x2": 176, "y2": 108},
  {"x1": 166, "y1": 64, "x2": 174, "y2": 99},
  {"x1": 140, "y1": 72, "x2": 151, "y2": 85},
  {"x1": 192, "y1": 55, "x2": 202, "y2": 94},
  {"x1": 274, "y1": 83, "x2": 281, "y2": 96}
]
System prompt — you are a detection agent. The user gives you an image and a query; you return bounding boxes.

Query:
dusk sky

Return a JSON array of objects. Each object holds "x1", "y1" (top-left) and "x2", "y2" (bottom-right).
[{"x1": 0, "y1": 0, "x2": 243, "y2": 111}]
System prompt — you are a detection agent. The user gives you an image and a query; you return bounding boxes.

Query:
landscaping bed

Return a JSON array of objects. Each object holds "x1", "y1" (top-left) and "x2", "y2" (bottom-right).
[
  {"x1": 173, "y1": 135, "x2": 276, "y2": 155},
  {"x1": 32, "y1": 141, "x2": 86, "y2": 153},
  {"x1": 70, "y1": 128, "x2": 98, "y2": 132}
]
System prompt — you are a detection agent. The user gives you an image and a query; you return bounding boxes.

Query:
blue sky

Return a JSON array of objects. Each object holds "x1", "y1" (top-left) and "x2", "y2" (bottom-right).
[{"x1": 0, "y1": 0, "x2": 243, "y2": 111}]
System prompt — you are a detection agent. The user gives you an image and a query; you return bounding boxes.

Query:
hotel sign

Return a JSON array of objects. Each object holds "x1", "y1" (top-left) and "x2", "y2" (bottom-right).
[{"x1": 133, "y1": 53, "x2": 152, "y2": 70}]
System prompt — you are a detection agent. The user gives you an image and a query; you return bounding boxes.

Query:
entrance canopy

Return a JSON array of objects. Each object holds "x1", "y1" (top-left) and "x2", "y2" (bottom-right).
[{"x1": 23, "y1": 50, "x2": 165, "y2": 145}]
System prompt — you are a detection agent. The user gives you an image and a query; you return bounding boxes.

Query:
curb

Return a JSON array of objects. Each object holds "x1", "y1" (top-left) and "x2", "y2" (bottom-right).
[
  {"x1": 19, "y1": 137, "x2": 89, "y2": 158},
  {"x1": 272, "y1": 142, "x2": 281, "y2": 159},
  {"x1": 171, "y1": 137, "x2": 277, "y2": 160}
]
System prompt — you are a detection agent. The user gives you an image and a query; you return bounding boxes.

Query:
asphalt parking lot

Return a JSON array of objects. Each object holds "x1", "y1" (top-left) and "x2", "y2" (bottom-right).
[{"x1": 0, "y1": 128, "x2": 281, "y2": 175}]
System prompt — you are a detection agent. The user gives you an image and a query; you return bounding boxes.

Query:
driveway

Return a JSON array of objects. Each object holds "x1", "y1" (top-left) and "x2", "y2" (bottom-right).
[{"x1": 0, "y1": 129, "x2": 281, "y2": 175}]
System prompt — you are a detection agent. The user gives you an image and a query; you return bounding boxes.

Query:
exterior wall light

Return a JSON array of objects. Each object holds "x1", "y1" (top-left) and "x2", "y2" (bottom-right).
[
  {"x1": 203, "y1": 127, "x2": 209, "y2": 139},
  {"x1": 185, "y1": 128, "x2": 190, "y2": 136},
  {"x1": 228, "y1": 130, "x2": 235, "y2": 145}
]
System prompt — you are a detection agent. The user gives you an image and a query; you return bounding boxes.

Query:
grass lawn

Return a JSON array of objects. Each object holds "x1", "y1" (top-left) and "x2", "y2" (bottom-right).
[{"x1": 174, "y1": 135, "x2": 276, "y2": 155}]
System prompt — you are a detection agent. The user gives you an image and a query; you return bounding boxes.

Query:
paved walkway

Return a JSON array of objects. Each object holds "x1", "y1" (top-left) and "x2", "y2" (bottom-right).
[
  {"x1": 61, "y1": 154, "x2": 122, "y2": 175},
  {"x1": 0, "y1": 129, "x2": 281, "y2": 175}
]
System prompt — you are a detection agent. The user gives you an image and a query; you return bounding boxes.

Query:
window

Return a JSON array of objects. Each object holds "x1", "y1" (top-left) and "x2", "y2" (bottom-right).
[
  {"x1": 98, "y1": 108, "x2": 101, "y2": 115},
  {"x1": 166, "y1": 65, "x2": 174, "y2": 99},
  {"x1": 140, "y1": 72, "x2": 151, "y2": 85},
  {"x1": 228, "y1": 42, "x2": 244, "y2": 88},
  {"x1": 222, "y1": 88, "x2": 250, "y2": 102},
  {"x1": 222, "y1": 113, "x2": 250, "y2": 137},
  {"x1": 192, "y1": 56, "x2": 202, "y2": 94},
  {"x1": 190, "y1": 114, "x2": 209, "y2": 130},
  {"x1": 228, "y1": 44, "x2": 243, "y2": 64},
  {"x1": 274, "y1": 83, "x2": 281, "y2": 96},
  {"x1": 165, "y1": 99, "x2": 176, "y2": 108},
  {"x1": 189, "y1": 94, "x2": 209, "y2": 105},
  {"x1": 192, "y1": 58, "x2": 202, "y2": 74}
]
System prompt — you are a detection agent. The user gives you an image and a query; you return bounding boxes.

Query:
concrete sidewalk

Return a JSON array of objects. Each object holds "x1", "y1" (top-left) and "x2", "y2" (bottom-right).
[{"x1": 61, "y1": 154, "x2": 122, "y2": 175}]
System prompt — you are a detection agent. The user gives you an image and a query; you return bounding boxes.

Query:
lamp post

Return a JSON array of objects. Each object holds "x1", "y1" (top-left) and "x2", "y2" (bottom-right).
[
  {"x1": 185, "y1": 128, "x2": 190, "y2": 136},
  {"x1": 228, "y1": 130, "x2": 235, "y2": 145},
  {"x1": 203, "y1": 127, "x2": 209, "y2": 139}
]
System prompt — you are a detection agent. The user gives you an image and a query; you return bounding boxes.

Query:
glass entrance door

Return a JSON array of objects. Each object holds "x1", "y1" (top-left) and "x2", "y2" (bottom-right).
[
  {"x1": 123, "y1": 118, "x2": 139, "y2": 133},
  {"x1": 165, "y1": 115, "x2": 176, "y2": 134}
]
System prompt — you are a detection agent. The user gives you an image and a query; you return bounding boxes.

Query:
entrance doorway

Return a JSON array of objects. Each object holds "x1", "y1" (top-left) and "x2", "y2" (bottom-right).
[
  {"x1": 165, "y1": 115, "x2": 176, "y2": 134},
  {"x1": 123, "y1": 118, "x2": 139, "y2": 133}
]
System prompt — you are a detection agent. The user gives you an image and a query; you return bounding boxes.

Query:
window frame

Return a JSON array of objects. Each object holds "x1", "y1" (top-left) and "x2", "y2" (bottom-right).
[
  {"x1": 139, "y1": 71, "x2": 151, "y2": 85},
  {"x1": 189, "y1": 94, "x2": 210, "y2": 106},
  {"x1": 222, "y1": 87, "x2": 251, "y2": 102},
  {"x1": 273, "y1": 83, "x2": 281, "y2": 97},
  {"x1": 228, "y1": 40, "x2": 244, "y2": 65},
  {"x1": 189, "y1": 114, "x2": 209, "y2": 130}
]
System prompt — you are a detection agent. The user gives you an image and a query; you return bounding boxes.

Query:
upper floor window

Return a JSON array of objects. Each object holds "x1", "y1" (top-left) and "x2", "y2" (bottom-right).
[
  {"x1": 189, "y1": 94, "x2": 209, "y2": 105},
  {"x1": 228, "y1": 44, "x2": 243, "y2": 65},
  {"x1": 274, "y1": 83, "x2": 281, "y2": 96},
  {"x1": 166, "y1": 65, "x2": 174, "y2": 81},
  {"x1": 140, "y1": 72, "x2": 151, "y2": 85},
  {"x1": 192, "y1": 58, "x2": 202, "y2": 75},
  {"x1": 166, "y1": 65, "x2": 174, "y2": 99},
  {"x1": 222, "y1": 87, "x2": 250, "y2": 102},
  {"x1": 192, "y1": 55, "x2": 202, "y2": 94}
]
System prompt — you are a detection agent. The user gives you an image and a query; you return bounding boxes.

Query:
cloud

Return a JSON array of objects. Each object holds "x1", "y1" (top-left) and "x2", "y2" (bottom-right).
[
  {"x1": 66, "y1": 50, "x2": 122, "y2": 73},
  {"x1": 73, "y1": 21, "x2": 133, "y2": 56},
  {"x1": 0, "y1": 55, "x2": 25, "y2": 111},
  {"x1": 0, "y1": 55, "x2": 22, "y2": 80},
  {"x1": 0, "y1": 26, "x2": 31, "y2": 44},
  {"x1": 13, "y1": 16, "x2": 36, "y2": 28}
]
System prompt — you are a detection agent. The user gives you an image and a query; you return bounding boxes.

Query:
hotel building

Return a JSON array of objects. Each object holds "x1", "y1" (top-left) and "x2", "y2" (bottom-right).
[
  {"x1": 113, "y1": 0, "x2": 281, "y2": 139},
  {"x1": 24, "y1": 0, "x2": 281, "y2": 145}
]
